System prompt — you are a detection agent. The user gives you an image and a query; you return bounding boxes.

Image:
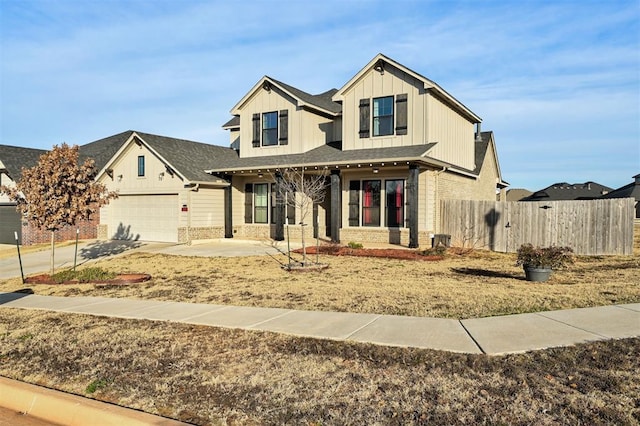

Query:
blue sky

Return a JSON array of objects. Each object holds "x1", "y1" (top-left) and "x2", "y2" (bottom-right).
[{"x1": 1, "y1": 0, "x2": 638, "y2": 191}]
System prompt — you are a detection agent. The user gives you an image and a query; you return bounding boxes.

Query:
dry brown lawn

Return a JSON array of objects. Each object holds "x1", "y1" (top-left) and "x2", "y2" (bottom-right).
[
  {"x1": 1, "y1": 230, "x2": 639, "y2": 424},
  {"x1": 1, "y1": 309, "x2": 638, "y2": 425},
  {"x1": 1, "y1": 246, "x2": 638, "y2": 319}
]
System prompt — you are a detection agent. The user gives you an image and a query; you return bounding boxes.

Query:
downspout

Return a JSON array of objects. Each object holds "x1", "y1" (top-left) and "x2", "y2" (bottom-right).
[{"x1": 434, "y1": 166, "x2": 448, "y2": 235}]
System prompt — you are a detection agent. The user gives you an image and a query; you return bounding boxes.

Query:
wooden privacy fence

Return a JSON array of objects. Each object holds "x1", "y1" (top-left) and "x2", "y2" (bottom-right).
[{"x1": 440, "y1": 198, "x2": 635, "y2": 255}]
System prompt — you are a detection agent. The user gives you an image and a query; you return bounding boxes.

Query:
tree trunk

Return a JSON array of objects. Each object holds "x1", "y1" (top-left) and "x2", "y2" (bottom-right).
[{"x1": 50, "y1": 230, "x2": 55, "y2": 276}]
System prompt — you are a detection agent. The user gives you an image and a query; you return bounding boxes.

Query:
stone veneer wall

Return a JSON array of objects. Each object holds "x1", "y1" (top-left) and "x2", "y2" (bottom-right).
[{"x1": 178, "y1": 226, "x2": 226, "y2": 243}]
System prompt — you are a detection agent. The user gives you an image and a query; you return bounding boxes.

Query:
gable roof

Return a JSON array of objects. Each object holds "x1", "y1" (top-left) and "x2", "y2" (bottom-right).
[
  {"x1": 332, "y1": 53, "x2": 481, "y2": 123},
  {"x1": 0, "y1": 145, "x2": 47, "y2": 180},
  {"x1": 473, "y1": 131, "x2": 508, "y2": 188},
  {"x1": 79, "y1": 131, "x2": 132, "y2": 171},
  {"x1": 601, "y1": 174, "x2": 640, "y2": 200},
  {"x1": 230, "y1": 76, "x2": 341, "y2": 117},
  {"x1": 522, "y1": 181, "x2": 613, "y2": 201},
  {"x1": 90, "y1": 131, "x2": 234, "y2": 185}
]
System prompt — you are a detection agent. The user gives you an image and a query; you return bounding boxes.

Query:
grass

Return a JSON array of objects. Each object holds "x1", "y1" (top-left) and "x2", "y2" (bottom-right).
[
  {"x1": 0, "y1": 228, "x2": 638, "y2": 424},
  {"x1": 1, "y1": 248, "x2": 638, "y2": 319},
  {"x1": 0, "y1": 309, "x2": 638, "y2": 425},
  {"x1": 50, "y1": 267, "x2": 116, "y2": 284}
]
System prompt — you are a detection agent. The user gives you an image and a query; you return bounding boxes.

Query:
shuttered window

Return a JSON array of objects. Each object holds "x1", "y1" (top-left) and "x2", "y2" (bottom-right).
[
  {"x1": 359, "y1": 94, "x2": 408, "y2": 139},
  {"x1": 252, "y1": 110, "x2": 289, "y2": 147},
  {"x1": 349, "y1": 179, "x2": 405, "y2": 228},
  {"x1": 362, "y1": 180, "x2": 381, "y2": 227}
]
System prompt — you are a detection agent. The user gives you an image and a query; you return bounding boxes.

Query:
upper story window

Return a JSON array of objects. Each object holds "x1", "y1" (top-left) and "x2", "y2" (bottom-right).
[
  {"x1": 359, "y1": 93, "x2": 408, "y2": 139},
  {"x1": 262, "y1": 112, "x2": 278, "y2": 146},
  {"x1": 373, "y1": 96, "x2": 394, "y2": 136},
  {"x1": 137, "y1": 155, "x2": 145, "y2": 177},
  {"x1": 252, "y1": 110, "x2": 288, "y2": 147}
]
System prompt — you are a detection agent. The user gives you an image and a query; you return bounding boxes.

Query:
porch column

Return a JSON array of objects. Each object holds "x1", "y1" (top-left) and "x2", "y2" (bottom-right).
[
  {"x1": 407, "y1": 164, "x2": 419, "y2": 248},
  {"x1": 274, "y1": 172, "x2": 285, "y2": 241},
  {"x1": 223, "y1": 175, "x2": 233, "y2": 238},
  {"x1": 330, "y1": 170, "x2": 341, "y2": 243}
]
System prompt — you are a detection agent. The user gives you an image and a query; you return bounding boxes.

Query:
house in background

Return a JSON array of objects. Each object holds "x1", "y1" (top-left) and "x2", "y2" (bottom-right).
[
  {"x1": 506, "y1": 188, "x2": 533, "y2": 201},
  {"x1": 207, "y1": 54, "x2": 508, "y2": 247},
  {"x1": 521, "y1": 181, "x2": 612, "y2": 202},
  {"x1": 601, "y1": 174, "x2": 640, "y2": 218},
  {"x1": 0, "y1": 145, "x2": 46, "y2": 244}
]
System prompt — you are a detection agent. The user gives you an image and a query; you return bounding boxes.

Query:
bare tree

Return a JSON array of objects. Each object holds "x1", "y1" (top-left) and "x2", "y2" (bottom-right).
[
  {"x1": 0, "y1": 143, "x2": 117, "y2": 275},
  {"x1": 275, "y1": 167, "x2": 328, "y2": 265}
]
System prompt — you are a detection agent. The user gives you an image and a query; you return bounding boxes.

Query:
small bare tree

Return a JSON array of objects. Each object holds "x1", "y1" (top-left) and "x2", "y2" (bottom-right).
[
  {"x1": 276, "y1": 167, "x2": 328, "y2": 265},
  {"x1": 0, "y1": 143, "x2": 117, "y2": 275}
]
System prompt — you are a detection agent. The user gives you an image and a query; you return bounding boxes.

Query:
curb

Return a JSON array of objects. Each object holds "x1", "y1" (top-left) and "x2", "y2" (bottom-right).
[{"x1": 0, "y1": 376, "x2": 189, "y2": 426}]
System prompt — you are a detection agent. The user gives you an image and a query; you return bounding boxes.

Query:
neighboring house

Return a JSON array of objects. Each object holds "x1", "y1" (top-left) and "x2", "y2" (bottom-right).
[
  {"x1": 0, "y1": 144, "x2": 104, "y2": 245},
  {"x1": 601, "y1": 174, "x2": 640, "y2": 218},
  {"x1": 521, "y1": 181, "x2": 612, "y2": 202},
  {"x1": 207, "y1": 53, "x2": 508, "y2": 247},
  {"x1": 506, "y1": 188, "x2": 533, "y2": 201},
  {"x1": 0, "y1": 145, "x2": 46, "y2": 244},
  {"x1": 92, "y1": 131, "x2": 231, "y2": 243}
]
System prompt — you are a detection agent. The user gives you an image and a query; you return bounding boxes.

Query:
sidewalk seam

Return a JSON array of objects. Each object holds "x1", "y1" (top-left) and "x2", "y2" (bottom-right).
[
  {"x1": 535, "y1": 312, "x2": 610, "y2": 339},
  {"x1": 248, "y1": 309, "x2": 296, "y2": 328},
  {"x1": 344, "y1": 315, "x2": 382, "y2": 339},
  {"x1": 458, "y1": 319, "x2": 486, "y2": 354}
]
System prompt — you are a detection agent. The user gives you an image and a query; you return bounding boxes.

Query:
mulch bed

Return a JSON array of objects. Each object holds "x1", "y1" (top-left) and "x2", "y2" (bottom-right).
[
  {"x1": 294, "y1": 246, "x2": 444, "y2": 261},
  {"x1": 24, "y1": 273, "x2": 151, "y2": 285}
]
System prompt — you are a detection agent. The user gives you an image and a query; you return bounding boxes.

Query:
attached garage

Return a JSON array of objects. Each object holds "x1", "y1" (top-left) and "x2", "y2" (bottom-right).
[
  {"x1": 106, "y1": 194, "x2": 179, "y2": 242},
  {"x1": 0, "y1": 204, "x2": 21, "y2": 244}
]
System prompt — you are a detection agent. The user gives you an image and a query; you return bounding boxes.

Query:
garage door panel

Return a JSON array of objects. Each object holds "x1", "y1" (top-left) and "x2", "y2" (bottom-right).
[
  {"x1": 108, "y1": 195, "x2": 178, "y2": 242},
  {"x1": 0, "y1": 205, "x2": 21, "y2": 244}
]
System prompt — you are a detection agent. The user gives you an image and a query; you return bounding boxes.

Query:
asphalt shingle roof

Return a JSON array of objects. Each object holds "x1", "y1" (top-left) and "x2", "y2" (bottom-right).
[
  {"x1": 601, "y1": 174, "x2": 640, "y2": 200},
  {"x1": 206, "y1": 142, "x2": 438, "y2": 172},
  {"x1": 522, "y1": 181, "x2": 613, "y2": 201},
  {"x1": 0, "y1": 145, "x2": 47, "y2": 180},
  {"x1": 268, "y1": 77, "x2": 342, "y2": 114}
]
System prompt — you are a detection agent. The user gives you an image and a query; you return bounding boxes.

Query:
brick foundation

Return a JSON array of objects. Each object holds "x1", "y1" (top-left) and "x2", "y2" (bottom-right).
[{"x1": 20, "y1": 216, "x2": 99, "y2": 246}]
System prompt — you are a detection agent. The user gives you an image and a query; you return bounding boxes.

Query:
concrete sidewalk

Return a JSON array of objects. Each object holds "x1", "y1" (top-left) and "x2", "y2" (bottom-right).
[{"x1": 1, "y1": 292, "x2": 638, "y2": 355}]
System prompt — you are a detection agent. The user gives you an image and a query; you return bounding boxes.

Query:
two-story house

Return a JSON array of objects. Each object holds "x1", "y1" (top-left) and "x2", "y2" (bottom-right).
[{"x1": 207, "y1": 54, "x2": 507, "y2": 247}]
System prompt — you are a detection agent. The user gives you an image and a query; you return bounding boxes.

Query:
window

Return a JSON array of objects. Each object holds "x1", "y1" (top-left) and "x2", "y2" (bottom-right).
[
  {"x1": 350, "y1": 179, "x2": 405, "y2": 228},
  {"x1": 137, "y1": 156, "x2": 145, "y2": 177},
  {"x1": 373, "y1": 96, "x2": 394, "y2": 136},
  {"x1": 362, "y1": 180, "x2": 381, "y2": 226},
  {"x1": 359, "y1": 94, "x2": 407, "y2": 138},
  {"x1": 252, "y1": 110, "x2": 288, "y2": 147},
  {"x1": 385, "y1": 179, "x2": 404, "y2": 227},
  {"x1": 254, "y1": 183, "x2": 269, "y2": 223},
  {"x1": 262, "y1": 112, "x2": 278, "y2": 146}
]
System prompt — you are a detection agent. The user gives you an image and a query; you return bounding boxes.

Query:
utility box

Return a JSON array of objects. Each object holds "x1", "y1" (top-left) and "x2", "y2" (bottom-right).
[{"x1": 432, "y1": 234, "x2": 451, "y2": 248}]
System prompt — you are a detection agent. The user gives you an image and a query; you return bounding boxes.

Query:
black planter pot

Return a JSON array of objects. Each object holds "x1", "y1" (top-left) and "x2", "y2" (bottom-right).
[{"x1": 523, "y1": 266, "x2": 552, "y2": 282}]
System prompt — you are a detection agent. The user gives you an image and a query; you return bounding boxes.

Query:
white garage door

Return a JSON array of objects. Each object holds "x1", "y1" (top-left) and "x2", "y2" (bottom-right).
[{"x1": 108, "y1": 194, "x2": 179, "y2": 242}]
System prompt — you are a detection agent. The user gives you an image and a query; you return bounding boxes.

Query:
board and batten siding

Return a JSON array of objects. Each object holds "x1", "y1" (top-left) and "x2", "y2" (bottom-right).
[
  {"x1": 341, "y1": 64, "x2": 424, "y2": 151},
  {"x1": 426, "y1": 94, "x2": 475, "y2": 170},
  {"x1": 237, "y1": 86, "x2": 334, "y2": 159},
  {"x1": 440, "y1": 198, "x2": 635, "y2": 255}
]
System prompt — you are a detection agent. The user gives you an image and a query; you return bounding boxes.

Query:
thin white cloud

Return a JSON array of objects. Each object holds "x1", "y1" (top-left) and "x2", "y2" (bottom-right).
[{"x1": 1, "y1": 0, "x2": 638, "y2": 190}]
